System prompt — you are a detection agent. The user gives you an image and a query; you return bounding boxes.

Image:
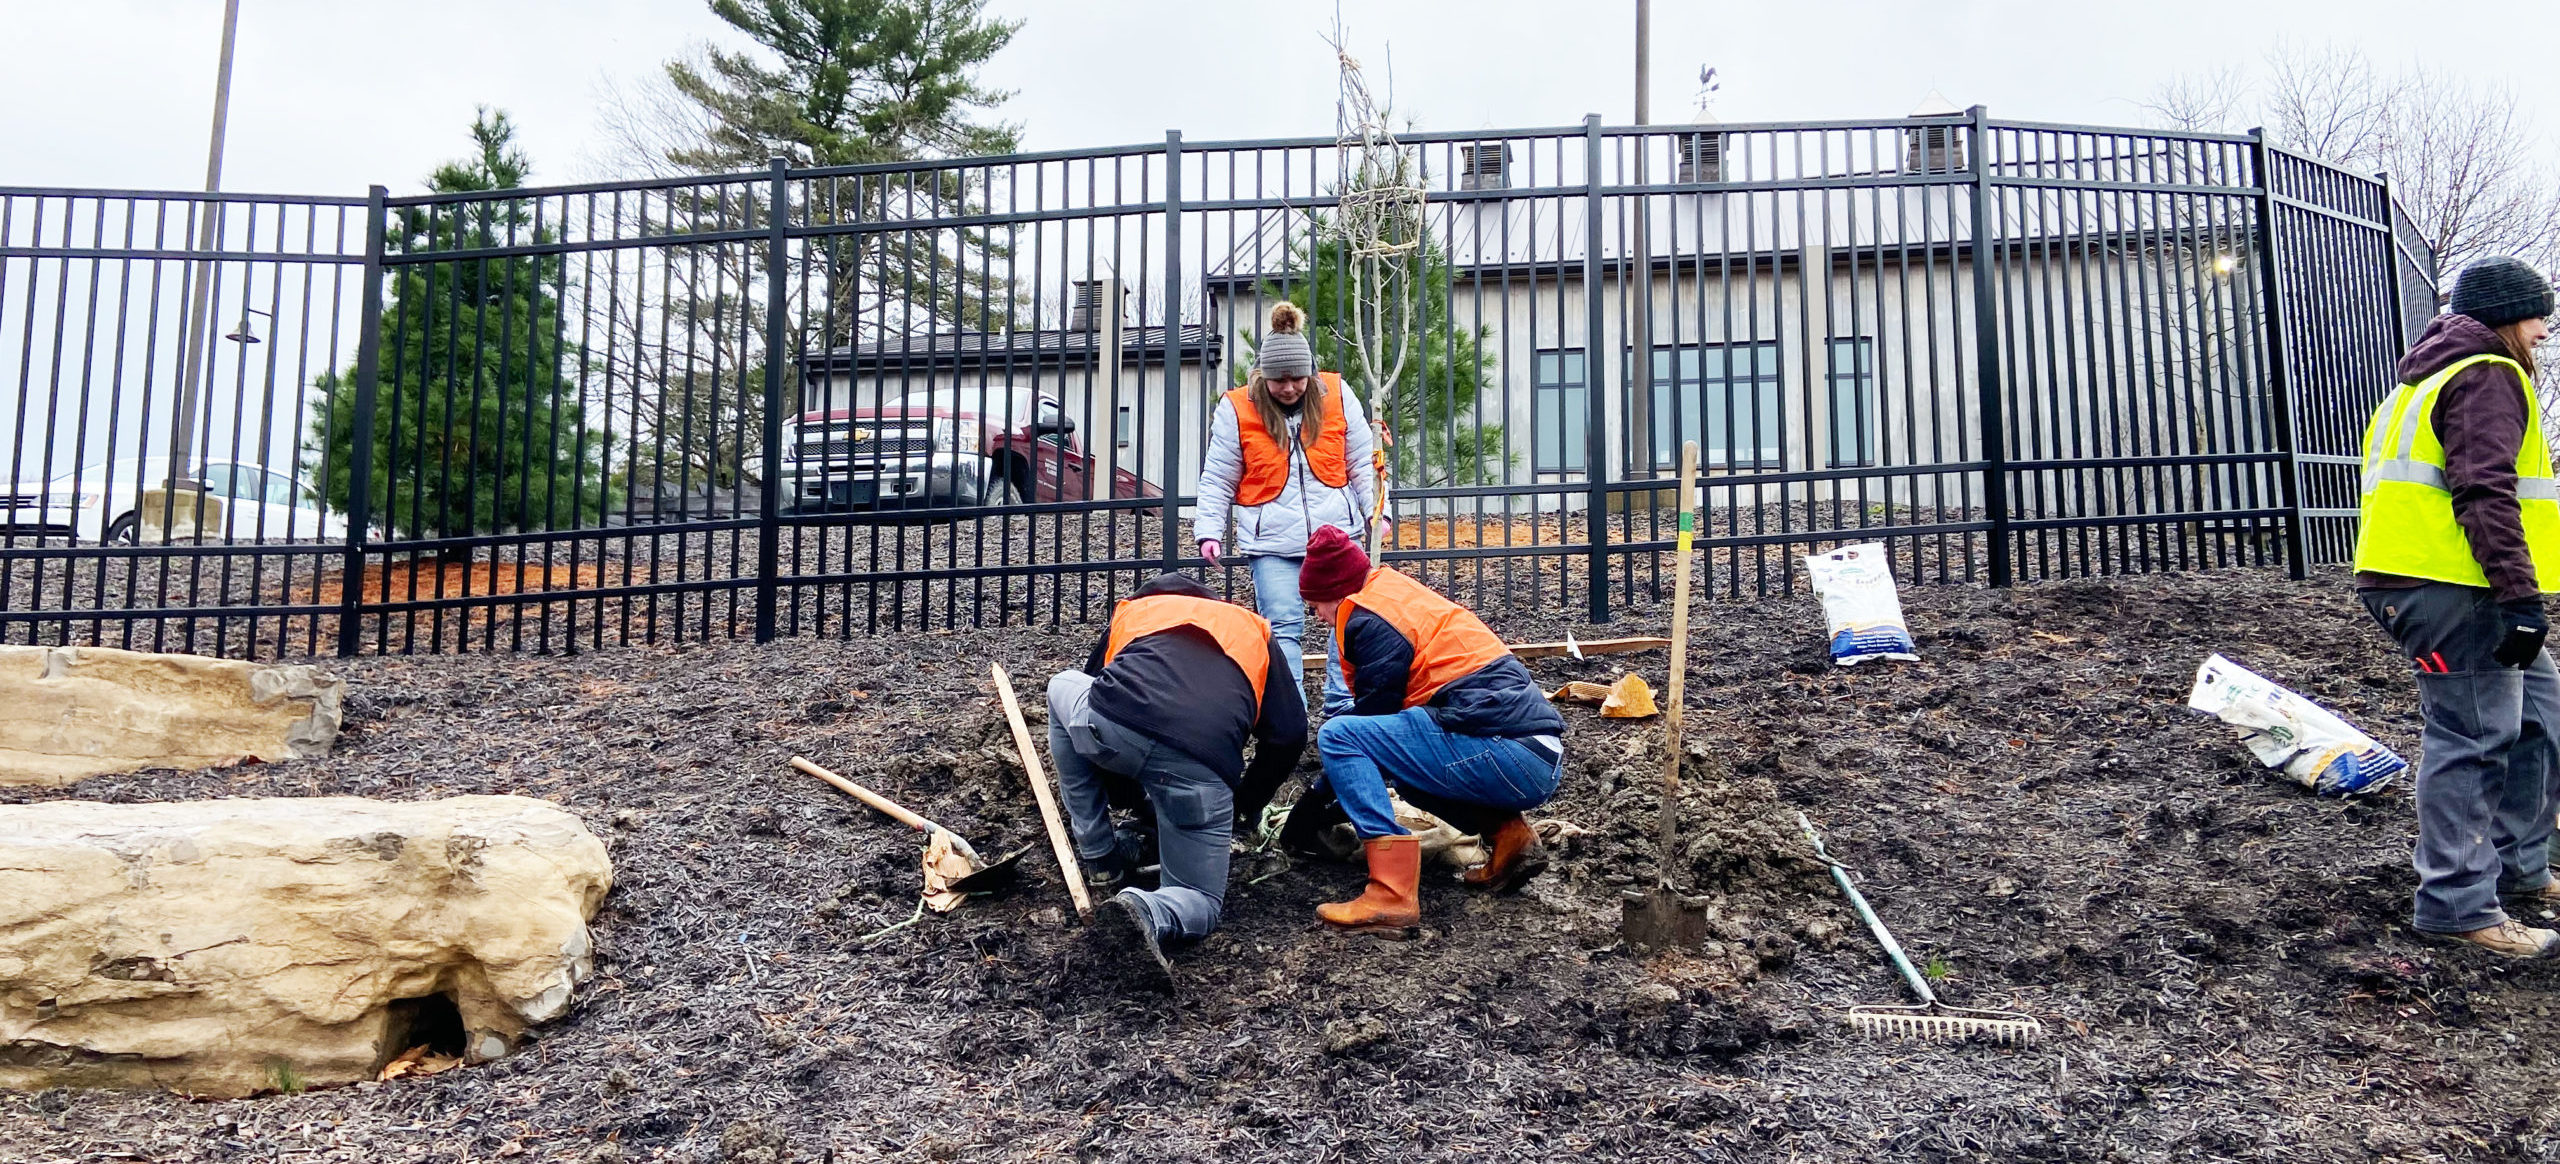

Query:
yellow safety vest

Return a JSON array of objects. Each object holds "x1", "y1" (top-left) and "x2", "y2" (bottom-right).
[{"x1": 2352, "y1": 352, "x2": 2560, "y2": 592}]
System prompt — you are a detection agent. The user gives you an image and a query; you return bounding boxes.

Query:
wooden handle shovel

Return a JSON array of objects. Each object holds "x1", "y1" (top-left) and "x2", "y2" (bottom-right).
[{"x1": 1623, "y1": 441, "x2": 1712, "y2": 953}]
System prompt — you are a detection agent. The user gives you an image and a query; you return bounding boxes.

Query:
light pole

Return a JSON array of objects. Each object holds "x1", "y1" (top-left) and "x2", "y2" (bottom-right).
[
  {"x1": 1627, "y1": 0, "x2": 1656, "y2": 483},
  {"x1": 169, "y1": 0, "x2": 244, "y2": 496}
]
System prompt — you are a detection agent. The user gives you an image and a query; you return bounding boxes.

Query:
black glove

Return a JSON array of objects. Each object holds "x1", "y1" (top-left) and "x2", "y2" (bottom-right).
[
  {"x1": 2494, "y1": 598, "x2": 2550, "y2": 669},
  {"x1": 1275, "y1": 787, "x2": 1351, "y2": 860}
]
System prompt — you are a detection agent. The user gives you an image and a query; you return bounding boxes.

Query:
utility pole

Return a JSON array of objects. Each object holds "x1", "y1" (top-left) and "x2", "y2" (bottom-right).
[
  {"x1": 1626, "y1": 0, "x2": 1656, "y2": 487},
  {"x1": 170, "y1": 0, "x2": 243, "y2": 494}
]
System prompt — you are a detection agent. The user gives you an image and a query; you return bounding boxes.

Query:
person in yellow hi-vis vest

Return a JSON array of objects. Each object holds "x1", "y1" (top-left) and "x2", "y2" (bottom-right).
[{"x1": 2355, "y1": 255, "x2": 2560, "y2": 959}]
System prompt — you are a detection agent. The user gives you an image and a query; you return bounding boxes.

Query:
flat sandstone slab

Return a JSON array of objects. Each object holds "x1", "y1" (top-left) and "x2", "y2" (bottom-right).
[
  {"x1": 0, "y1": 795, "x2": 611, "y2": 1097},
  {"x1": 0, "y1": 644, "x2": 343, "y2": 786}
]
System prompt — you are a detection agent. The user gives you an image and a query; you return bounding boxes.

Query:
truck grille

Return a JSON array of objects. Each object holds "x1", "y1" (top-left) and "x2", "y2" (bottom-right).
[{"x1": 796, "y1": 423, "x2": 934, "y2": 462}]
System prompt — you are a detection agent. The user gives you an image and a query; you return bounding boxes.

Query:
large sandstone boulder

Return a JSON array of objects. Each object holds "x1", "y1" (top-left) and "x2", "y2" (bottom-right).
[
  {"x1": 0, "y1": 644, "x2": 344, "y2": 787},
  {"x1": 0, "y1": 795, "x2": 611, "y2": 1097}
]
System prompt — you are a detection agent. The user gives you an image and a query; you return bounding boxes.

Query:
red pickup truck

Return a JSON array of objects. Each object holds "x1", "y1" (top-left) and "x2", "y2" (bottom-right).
[{"x1": 777, "y1": 387, "x2": 1155, "y2": 512}]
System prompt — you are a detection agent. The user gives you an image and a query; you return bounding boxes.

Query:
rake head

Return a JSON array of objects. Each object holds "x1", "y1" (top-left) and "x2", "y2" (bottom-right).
[{"x1": 1845, "y1": 1003, "x2": 2044, "y2": 1046}]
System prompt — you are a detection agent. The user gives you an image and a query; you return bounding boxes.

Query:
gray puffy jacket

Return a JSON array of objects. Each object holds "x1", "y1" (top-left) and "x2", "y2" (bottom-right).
[{"x1": 1193, "y1": 387, "x2": 1379, "y2": 558}]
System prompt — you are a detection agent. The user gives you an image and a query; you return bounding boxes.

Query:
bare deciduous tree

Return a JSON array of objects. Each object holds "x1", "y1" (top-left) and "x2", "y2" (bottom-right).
[
  {"x1": 2139, "y1": 65, "x2": 2250, "y2": 135},
  {"x1": 2147, "y1": 43, "x2": 2560, "y2": 276},
  {"x1": 1324, "y1": 24, "x2": 1426, "y2": 553}
]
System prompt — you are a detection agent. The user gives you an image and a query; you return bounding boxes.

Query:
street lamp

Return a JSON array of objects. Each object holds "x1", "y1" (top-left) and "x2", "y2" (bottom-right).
[{"x1": 225, "y1": 306, "x2": 272, "y2": 345}]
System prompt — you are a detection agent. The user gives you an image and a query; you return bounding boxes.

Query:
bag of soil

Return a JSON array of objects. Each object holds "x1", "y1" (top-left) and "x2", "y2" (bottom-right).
[
  {"x1": 2185, "y1": 654, "x2": 2406, "y2": 796},
  {"x1": 1802, "y1": 543, "x2": 1918, "y2": 666}
]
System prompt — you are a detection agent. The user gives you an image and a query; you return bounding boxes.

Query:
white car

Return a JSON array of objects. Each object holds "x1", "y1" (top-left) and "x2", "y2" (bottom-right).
[{"x1": 0, "y1": 456, "x2": 349, "y2": 544}]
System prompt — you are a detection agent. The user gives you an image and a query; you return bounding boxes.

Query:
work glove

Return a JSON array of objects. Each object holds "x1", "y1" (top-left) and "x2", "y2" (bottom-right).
[
  {"x1": 2494, "y1": 598, "x2": 2550, "y2": 669},
  {"x1": 1198, "y1": 539, "x2": 1222, "y2": 569}
]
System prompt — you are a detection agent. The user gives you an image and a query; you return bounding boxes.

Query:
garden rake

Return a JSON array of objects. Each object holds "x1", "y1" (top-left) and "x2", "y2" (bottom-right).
[{"x1": 1797, "y1": 813, "x2": 2043, "y2": 1046}]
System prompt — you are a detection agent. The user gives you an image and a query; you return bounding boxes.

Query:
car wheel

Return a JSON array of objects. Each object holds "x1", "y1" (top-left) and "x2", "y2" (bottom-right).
[
  {"x1": 103, "y1": 513, "x2": 137, "y2": 546},
  {"x1": 986, "y1": 471, "x2": 1025, "y2": 507}
]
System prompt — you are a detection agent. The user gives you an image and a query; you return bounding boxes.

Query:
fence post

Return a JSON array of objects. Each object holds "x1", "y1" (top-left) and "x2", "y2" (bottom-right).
[
  {"x1": 336, "y1": 185, "x2": 389, "y2": 658},
  {"x1": 2378, "y1": 171, "x2": 2418, "y2": 350},
  {"x1": 1965, "y1": 106, "x2": 2012, "y2": 588},
  {"x1": 2249, "y1": 130, "x2": 2310, "y2": 580},
  {"x1": 1582, "y1": 114, "x2": 1613, "y2": 623},
  {"x1": 1162, "y1": 130, "x2": 1185, "y2": 576},
  {"x1": 756, "y1": 158, "x2": 791, "y2": 642}
]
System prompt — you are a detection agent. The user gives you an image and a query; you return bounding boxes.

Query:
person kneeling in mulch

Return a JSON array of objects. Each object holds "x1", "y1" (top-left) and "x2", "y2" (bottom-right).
[
  {"x1": 2355, "y1": 255, "x2": 2560, "y2": 958},
  {"x1": 1287, "y1": 525, "x2": 1566, "y2": 933},
  {"x1": 1049, "y1": 573, "x2": 1306, "y2": 989}
]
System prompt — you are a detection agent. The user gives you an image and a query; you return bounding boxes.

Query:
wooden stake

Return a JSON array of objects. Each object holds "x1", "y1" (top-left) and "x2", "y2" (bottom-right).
[
  {"x1": 990, "y1": 663, "x2": 1093, "y2": 919},
  {"x1": 1658, "y1": 441, "x2": 1698, "y2": 887}
]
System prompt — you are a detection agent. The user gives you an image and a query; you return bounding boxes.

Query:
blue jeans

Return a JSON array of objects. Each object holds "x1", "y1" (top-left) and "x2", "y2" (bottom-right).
[
  {"x1": 1249, "y1": 554, "x2": 1353, "y2": 715},
  {"x1": 1047, "y1": 670, "x2": 1233, "y2": 943},
  {"x1": 1315, "y1": 707, "x2": 1563, "y2": 839},
  {"x1": 2362, "y1": 584, "x2": 2560, "y2": 933}
]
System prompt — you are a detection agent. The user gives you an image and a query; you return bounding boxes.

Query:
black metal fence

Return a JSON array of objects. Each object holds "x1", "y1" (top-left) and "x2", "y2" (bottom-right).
[{"x1": 0, "y1": 110, "x2": 2427, "y2": 659}]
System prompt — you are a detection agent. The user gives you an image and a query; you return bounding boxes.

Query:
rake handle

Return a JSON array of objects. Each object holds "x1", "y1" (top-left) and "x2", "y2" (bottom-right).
[{"x1": 1799, "y1": 814, "x2": 1937, "y2": 1007}]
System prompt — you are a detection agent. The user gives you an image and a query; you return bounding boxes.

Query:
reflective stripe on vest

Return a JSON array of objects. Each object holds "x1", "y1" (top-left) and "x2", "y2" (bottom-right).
[
  {"x1": 2353, "y1": 352, "x2": 2560, "y2": 592},
  {"x1": 1226, "y1": 371, "x2": 1351, "y2": 507},
  {"x1": 1332, "y1": 568, "x2": 1513, "y2": 709},
  {"x1": 1103, "y1": 594, "x2": 1275, "y2": 711}
]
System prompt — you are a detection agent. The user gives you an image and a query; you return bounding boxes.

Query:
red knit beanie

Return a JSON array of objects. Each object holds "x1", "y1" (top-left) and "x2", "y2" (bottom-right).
[{"x1": 1299, "y1": 524, "x2": 1371, "y2": 602}]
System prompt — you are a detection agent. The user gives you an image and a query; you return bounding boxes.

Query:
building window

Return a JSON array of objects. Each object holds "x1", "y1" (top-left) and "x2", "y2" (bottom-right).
[
  {"x1": 1532, "y1": 349, "x2": 1587, "y2": 473},
  {"x1": 1827, "y1": 338, "x2": 1876, "y2": 468},
  {"x1": 1632, "y1": 342, "x2": 1782, "y2": 470},
  {"x1": 1116, "y1": 404, "x2": 1134, "y2": 449}
]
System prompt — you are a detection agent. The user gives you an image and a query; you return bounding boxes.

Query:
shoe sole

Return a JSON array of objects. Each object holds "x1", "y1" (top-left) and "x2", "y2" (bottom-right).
[
  {"x1": 2434, "y1": 933, "x2": 2559, "y2": 959},
  {"x1": 1078, "y1": 897, "x2": 1175, "y2": 992},
  {"x1": 1325, "y1": 921, "x2": 1421, "y2": 939}
]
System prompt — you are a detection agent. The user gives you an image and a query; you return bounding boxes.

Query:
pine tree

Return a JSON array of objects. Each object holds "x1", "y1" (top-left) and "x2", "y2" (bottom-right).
[
  {"x1": 304, "y1": 110, "x2": 614, "y2": 542},
  {"x1": 661, "y1": 0, "x2": 1023, "y2": 342}
]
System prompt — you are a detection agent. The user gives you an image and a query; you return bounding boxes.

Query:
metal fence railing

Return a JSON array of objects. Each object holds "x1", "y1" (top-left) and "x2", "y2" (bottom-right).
[{"x1": 0, "y1": 110, "x2": 2427, "y2": 659}]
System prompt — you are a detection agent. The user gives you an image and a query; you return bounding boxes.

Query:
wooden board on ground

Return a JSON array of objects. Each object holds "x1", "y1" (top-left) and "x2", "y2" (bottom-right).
[
  {"x1": 1302, "y1": 636, "x2": 1673, "y2": 669},
  {"x1": 989, "y1": 664, "x2": 1093, "y2": 919}
]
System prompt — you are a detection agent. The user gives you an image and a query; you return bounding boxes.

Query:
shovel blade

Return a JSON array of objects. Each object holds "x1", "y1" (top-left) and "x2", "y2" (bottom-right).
[
  {"x1": 948, "y1": 844, "x2": 1034, "y2": 894},
  {"x1": 1620, "y1": 887, "x2": 1712, "y2": 953}
]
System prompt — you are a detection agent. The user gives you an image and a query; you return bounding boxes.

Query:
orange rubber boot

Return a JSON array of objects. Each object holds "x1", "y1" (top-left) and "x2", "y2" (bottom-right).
[
  {"x1": 1316, "y1": 834, "x2": 1422, "y2": 933},
  {"x1": 1462, "y1": 813, "x2": 1549, "y2": 893}
]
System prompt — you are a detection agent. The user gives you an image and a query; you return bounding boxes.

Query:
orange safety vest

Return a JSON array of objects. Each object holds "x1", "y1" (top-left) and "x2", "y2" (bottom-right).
[
  {"x1": 1332, "y1": 568, "x2": 1513, "y2": 709},
  {"x1": 1225, "y1": 372, "x2": 1351, "y2": 506},
  {"x1": 1103, "y1": 594, "x2": 1275, "y2": 711}
]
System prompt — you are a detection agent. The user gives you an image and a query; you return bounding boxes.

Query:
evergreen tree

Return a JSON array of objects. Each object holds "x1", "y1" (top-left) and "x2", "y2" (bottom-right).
[
  {"x1": 305, "y1": 110, "x2": 614, "y2": 542},
  {"x1": 661, "y1": 0, "x2": 1024, "y2": 342},
  {"x1": 1251, "y1": 226, "x2": 1511, "y2": 488}
]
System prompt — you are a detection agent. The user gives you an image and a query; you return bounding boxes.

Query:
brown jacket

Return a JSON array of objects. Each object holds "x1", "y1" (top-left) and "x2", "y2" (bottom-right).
[{"x1": 2359, "y1": 313, "x2": 2540, "y2": 602}]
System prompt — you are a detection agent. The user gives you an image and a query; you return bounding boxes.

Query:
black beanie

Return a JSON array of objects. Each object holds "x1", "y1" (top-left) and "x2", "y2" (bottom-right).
[{"x1": 2451, "y1": 256, "x2": 2555, "y2": 328}]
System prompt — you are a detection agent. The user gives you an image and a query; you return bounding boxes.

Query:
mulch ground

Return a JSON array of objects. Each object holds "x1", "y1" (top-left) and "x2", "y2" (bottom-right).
[{"x1": 5, "y1": 565, "x2": 2558, "y2": 1163}]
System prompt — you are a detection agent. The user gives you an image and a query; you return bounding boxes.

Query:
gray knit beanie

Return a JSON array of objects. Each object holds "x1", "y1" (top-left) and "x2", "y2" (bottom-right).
[
  {"x1": 2452, "y1": 256, "x2": 2555, "y2": 328},
  {"x1": 1256, "y1": 301, "x2": 1316, "y2": 378}
]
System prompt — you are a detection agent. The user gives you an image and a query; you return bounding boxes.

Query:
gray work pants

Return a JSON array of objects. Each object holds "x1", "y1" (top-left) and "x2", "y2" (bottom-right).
[
  {"x1": 2362, "y1": 583, "x2": 2560, "y2": 934},
  {"x1": 1045, "y1": 670, "x2": 1234, "y2": 943}
]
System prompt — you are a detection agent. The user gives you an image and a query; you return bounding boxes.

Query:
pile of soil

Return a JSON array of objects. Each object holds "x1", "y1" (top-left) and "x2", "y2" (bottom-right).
[{"x1": 6, "y1": 566, "x2": 2559, "y2": 1163}]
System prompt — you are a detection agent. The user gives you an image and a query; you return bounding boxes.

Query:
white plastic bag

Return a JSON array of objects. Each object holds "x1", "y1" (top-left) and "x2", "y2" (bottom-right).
[
  {"x1": 2186, "y1": 654, "x2": 2406, "y2": 796},
  {"x1": 1802, "y1": 543, "x2": 1918, "y2": 666}
]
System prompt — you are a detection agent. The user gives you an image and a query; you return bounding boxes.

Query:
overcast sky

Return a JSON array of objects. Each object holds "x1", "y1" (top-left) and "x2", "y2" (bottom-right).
[{"x1": 4, "y1": 0, "x2": 2555, "y2": 197}]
